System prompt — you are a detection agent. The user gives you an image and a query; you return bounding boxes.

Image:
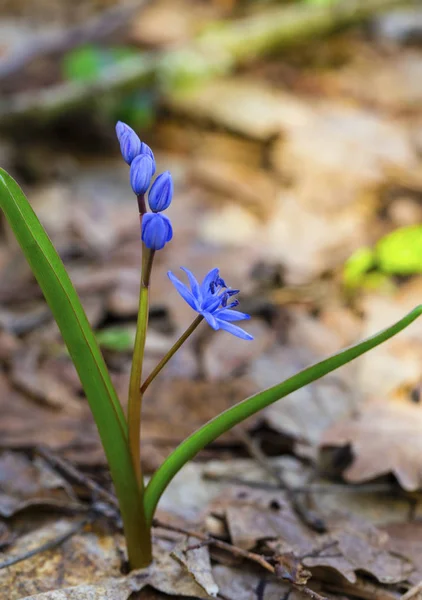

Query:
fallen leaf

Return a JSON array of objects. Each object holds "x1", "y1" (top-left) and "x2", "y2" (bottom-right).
[
  {"x1": 382, "y1": 522, "x2": 422, "y2": 586},
  {"x1": 171, "y1": 536, "x2": 219, "y2": 597},
  {"x1": 212, "y1": 564, "x2": 304, "y2": 600},
  {"x1": 0, "y1": 518, "x2": 217, "y2": 600},
  {"x1": 10, "y1": 348, "x2": 84, "y2": 414},
  {"x1": 0, "y1": 373, "x2": 102, "y2": 466},
  {"x1": 208, "y1": 487, "x2": 413, "y2": 585},
  {"x1": 0, "y1": 451, "x2": 81, "y2": 517},
  {"x1": 141, "y1": 376, "x2": 259, "y2": 471},
  {"x1": 322, "y1": 388, "x2": 422, "y2": 491}
]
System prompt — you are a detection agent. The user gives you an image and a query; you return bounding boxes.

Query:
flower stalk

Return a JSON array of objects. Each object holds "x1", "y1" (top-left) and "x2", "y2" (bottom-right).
[{"x1": 141, "y1": 315, "x2": 204, "y2": 394}]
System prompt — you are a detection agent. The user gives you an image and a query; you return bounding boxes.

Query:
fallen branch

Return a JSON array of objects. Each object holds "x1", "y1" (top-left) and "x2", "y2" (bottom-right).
[
  {"x1": 0, "y1": 0, "x2": 410, "y2": 126},
  {"x1": 0, "y1": 0, "x2": 147, "y2": 83}
]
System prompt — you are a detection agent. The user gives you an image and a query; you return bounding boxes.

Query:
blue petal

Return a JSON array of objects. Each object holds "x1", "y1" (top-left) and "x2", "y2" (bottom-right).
[
  {"x1": 180, "y1": 267, "x2": 202, "y2": 303},
  {"x1": 215, "y1": 319, "x2": 254, "y2": 340},
  {"x1": 215, "y1": 309, "x2": 251, "y2": 322},
  {"x1": 203, "y1": 311, "x2": 219, "y2": 330},
  {"x1": 202, "y1": 294, "x2": 222, "y2": 313},
  {"x1": 159, "y1": 213, "x2": 173, "y2": 242},
  {"x1": 168, "y1": 271, "x2": 200, "y2": 311},
  {"x1": 201, "y1": 268, "x2": 219, "y2": 297}
]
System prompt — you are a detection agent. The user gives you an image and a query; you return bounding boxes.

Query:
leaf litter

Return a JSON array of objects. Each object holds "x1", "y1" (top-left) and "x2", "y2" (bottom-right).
[{"x1": 0, "y1": 4, "x2": 422, "y2": 599}]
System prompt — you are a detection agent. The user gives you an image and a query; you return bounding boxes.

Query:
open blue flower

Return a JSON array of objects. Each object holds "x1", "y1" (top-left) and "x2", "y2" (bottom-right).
[{"x1": 168, "y1": 267, "x2": 253, "y2": 340}]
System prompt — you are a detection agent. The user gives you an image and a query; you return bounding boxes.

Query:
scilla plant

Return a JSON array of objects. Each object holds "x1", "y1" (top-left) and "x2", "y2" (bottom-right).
[{"x1": 0, "y1": 122, "x2": 421, "y2": 569}]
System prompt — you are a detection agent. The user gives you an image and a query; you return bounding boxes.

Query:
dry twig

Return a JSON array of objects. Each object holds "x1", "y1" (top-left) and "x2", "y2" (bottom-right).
[
  {"x1": 37, "y1": 446, "x2": 119, "y2": 508},
  {"x1": 152, "y1": 518, "x2": 328, "y2": 600},
  {"x1": 0, "y1": 519, "x2": 87, "y2": 570},
  {"x1": 402, "y1": 582, "x2": 422, "y2": 600}
]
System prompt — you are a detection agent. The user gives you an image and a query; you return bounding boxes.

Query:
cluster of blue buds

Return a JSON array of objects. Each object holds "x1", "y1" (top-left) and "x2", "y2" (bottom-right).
[
  {"x1": 117, "y1": 121, "x2": 252, "y2": 340},
  {"x1": 116, "y1": 121, "x2": 173, "y2": 251}
]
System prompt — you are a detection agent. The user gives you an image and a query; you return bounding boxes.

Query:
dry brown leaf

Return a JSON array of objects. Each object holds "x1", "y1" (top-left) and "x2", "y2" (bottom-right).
[
  {"x1": 171, "y1": 536, "x2": 219, "y2": 597},
  {"x1": 0, "y1": 520, "x2": 15, "y2": 549},
  {"x1": 10, "y1": 348, "x2": 84, "y2": 414},
  {"x1": 320, "y1": 47, "x2": 422, "y2": 112},
  {"x1": 0, "y1": 518, "x2": 217, "y2": 600},
  {"x1": 209, "y1": 487, "x2": 413, "y2": 585},
  {"x1": 0, "y1": 451, "x2": 80, "y2": 517},
  {"x1": 212, "y1": 564, "x2": 305, "y2": 600},
  {"x1": 167, "y1": 78, "x2": 311, "y2": 141},
  {"x1": 382, "y1": 522, "x2": 422, "y2": 586},
  {"x1": 322, "y1": 389, "x2": 422, "y2": 491},
  {"x1": 19, "y1": 577, "x2": 146, "y2": 600},
  {"x1": 250, "y1": 307, "x2": 356, "y2": 453},
  {"x1": 141, "y1": 376, "x2": 259, "y2": 471},
  {"x1": 0, "y1": 373, "x2": 103, "y2": 466},
  {"x1": 357, "y1": 279, "x2": 422, "y2": 399}
]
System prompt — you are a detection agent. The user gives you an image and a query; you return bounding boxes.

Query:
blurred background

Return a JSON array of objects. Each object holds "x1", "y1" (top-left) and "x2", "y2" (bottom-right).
[{"x1": 0, "y1": 0, "x2": 422, "y2": 491}]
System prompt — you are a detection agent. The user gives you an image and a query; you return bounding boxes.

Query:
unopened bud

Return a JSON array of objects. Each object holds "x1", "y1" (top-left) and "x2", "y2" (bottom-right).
[
  {"x1": 130, "y1": 154, "x2": 154, "y2": 195},
  {"x1": 148, "y1": 171, "x2": 173, "y2": 212},
  {"x1": 141, "y1": 213, "x2": 173, "y2": 250}
]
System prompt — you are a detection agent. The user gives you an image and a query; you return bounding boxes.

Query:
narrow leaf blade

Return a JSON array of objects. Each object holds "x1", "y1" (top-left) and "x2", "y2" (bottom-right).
[
  {"x1": 0, "y1": 169, "x2": 147, "y2": 560},
  {"x1": 145, "y1": 304, "x2": 422, "y2": 523}
]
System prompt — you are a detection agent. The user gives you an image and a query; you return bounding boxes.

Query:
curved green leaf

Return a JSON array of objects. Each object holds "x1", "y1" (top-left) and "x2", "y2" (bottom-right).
[
  {"x1": 0, "y1": 169, "x2": 149, "y2": 567},
  {"x1": 144, "y1": 304, "x2": 422, "y2": 524}
]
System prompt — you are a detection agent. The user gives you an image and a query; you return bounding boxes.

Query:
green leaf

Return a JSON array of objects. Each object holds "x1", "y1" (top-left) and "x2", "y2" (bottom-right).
[
  {"x1": 62, "y1": 45, "x2": 141, "y2": 83},
  {"x1": 62, "y1": 45, "x2": 105, "y2": 82},
  {"x1": 376, "y1": 225, "x2": 422, "y2": 275},
  {"x1": 0, "y1": 169, "x2": 149, "y2": 567},
  {"x1": 343, "y1": 246, "x2": 376, "y2": 288},
  {"x1": 144, "y1": 304, "x2": 422, "y2": 525},
  {"x1": 97, "y1": 326, "x2": 135, "y2": 352}
]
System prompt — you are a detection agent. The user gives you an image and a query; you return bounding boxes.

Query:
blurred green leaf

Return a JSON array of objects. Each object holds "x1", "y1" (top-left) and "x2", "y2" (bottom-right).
[
  {"x1": 62, "y1": 45, "x2": 140, "y2": 83},
  {"x1": 97, "y1": 326, "x2": 135, "y2": 352},
  {"x1": 343, "y1": 247, "x2": 376, "y2": 288},
  {"x1": 376, "y1": 225, "x2": 422, "y2": 276},
  {"x1": 303, "y1": 0, "x2": 338, "y2": 5}
]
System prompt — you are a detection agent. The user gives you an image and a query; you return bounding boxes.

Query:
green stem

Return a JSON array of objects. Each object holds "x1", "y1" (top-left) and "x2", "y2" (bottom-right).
[
  {"x1": 141, "y1": 315, "x2": 204, "y2": 394},
  {"x1": 127, "y1": 246, "x2": 154, "y2": 487},
  {"x1": 143, "y1": 305, "x2": 422, "y2": 526},
  {"x1": 123, "y1": 489, "x2": 152, "y2": 569}
]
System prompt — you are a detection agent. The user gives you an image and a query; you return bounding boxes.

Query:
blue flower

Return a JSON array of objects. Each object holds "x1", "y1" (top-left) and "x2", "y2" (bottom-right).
[
  {"x1": 116, "y1": 121, "x2": 141, "y2": 165},
  {"x1": 130, "y1": 154, "x2": 154, "y2": 195},
  {"x1": 148, "y1": 171, "x2": 173, "y2": 212},
  {"x1": 142, "y1": 213, "x2": 173, "y2": 250},
  {"x1": 168, "y1": 267, "x2": 253, "y2": 340}
]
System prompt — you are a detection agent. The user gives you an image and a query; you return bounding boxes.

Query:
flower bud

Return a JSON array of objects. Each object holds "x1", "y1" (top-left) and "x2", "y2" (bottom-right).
[
  {"x1": 130, "y1": 154, "x2": 154, "y2": 195},
  {"x1": 140, "y1": 142, "x2": 156, "y2": 175},
  {"x1": 148, "y1": 171, "x2": 173, "y2": 212},
  {"x1": 141, "y1": 213, "x2": 173, "y2": 250},
  {"x1": 115, "y1": 121, "x2": 141, "y2": 165}
]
